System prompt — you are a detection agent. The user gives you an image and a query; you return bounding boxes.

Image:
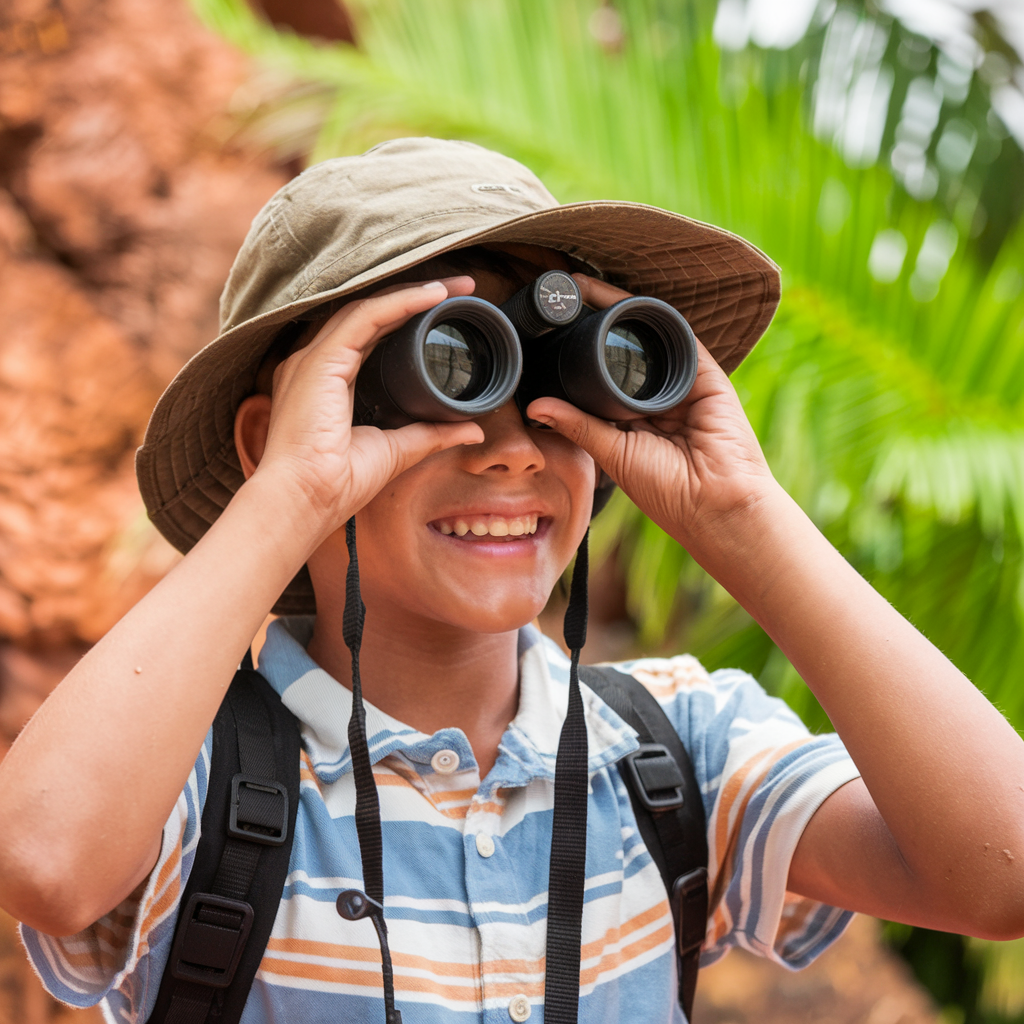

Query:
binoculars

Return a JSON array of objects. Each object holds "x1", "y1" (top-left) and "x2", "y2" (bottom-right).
[{"x1": 353, "y1": 271, "x2": 699, "y2": 427}]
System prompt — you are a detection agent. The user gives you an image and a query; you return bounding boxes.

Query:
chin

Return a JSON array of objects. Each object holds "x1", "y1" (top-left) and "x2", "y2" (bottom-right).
[{"x1": 421, "y1": 588, "x2": 549, "y2": 634}]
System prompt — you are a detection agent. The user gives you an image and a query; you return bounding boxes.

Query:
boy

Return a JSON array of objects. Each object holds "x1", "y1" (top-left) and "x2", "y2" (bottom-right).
[{"x1": 1, "y1": 137, "x2": 1022, "y2": 1024}]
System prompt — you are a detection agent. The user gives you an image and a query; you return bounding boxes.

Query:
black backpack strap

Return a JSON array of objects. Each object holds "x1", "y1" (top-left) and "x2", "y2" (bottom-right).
[
  {"x1": 579, "y1": 665, "x2": 709, "y2": 1021},
  {"x1": 147, "y1": 663, "x2": 301, "y2": 1024}
]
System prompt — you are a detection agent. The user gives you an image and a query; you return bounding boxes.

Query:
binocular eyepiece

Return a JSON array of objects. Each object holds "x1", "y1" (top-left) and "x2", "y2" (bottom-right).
[{"x1": 353, "y1": 271, "x2": 699, "y2": 428}]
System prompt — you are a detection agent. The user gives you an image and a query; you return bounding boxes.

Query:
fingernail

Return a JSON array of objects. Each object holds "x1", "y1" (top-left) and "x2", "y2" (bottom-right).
[
  {"x1": 421, "y1": 281, "x2": 446, "y2": 290},
  {"x1": 531, "y1": 415, "x2": 556, "y2": 429}
]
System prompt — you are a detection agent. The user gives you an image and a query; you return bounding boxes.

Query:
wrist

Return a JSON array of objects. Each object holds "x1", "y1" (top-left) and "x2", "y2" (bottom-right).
[
  {"x1": 678, "y1": 481, "x2": 810, "y2": 609},
  {"x1": 229, "y1": 466, "x2": 346, "y2": 563}
]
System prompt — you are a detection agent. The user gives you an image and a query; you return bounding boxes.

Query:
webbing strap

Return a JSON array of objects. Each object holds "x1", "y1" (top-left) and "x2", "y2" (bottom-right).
[
  {"x1": 543, "y1": 530, "x2": 590, "y2": 1024},
  {"x1": 579, "y1": 665, "x2": 708, "y2": 1021},
  {"x1": 198, "y1": 683, "x2": 278, "y2": 903},
  {"x1": 149, "y1": 666, "x2": 300, "y2": 1024},
  {"x1": 163, "y1": 983, "x2": 216, "y2": 1024}
]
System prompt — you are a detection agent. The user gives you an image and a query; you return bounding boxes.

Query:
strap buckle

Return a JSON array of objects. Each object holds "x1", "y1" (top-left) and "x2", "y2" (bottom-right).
[
  {"x1": 229, "y1": 773, "x2": 289, "y2": 846},
  {"x1": 621, "y1": 743, "x2": 686, "y2": 811},
  {"x1": 672, "y1": 866, "x2": 709, "y2": 956},
  {"x1": 169, "y1": 893, "x2": 254, "y2": 988}
]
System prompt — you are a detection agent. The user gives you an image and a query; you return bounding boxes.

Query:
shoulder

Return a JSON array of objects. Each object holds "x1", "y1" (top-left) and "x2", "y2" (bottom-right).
[{"x1": 601, "y1": 653, "x2": 804, "y2": 743}]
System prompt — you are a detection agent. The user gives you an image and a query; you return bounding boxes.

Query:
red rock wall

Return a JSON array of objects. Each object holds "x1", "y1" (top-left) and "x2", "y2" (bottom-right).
[
  {"x1": 0, "y1": 0, "x2": 287, "y2": 661},
  {"x1": 0, "y1": 5, "x2": 286, "y2": 1011}
]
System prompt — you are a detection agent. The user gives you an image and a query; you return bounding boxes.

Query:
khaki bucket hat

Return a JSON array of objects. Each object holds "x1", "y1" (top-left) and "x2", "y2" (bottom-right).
[{"x1": 136, "y1": 137, "x2": 780, "y2": 614}]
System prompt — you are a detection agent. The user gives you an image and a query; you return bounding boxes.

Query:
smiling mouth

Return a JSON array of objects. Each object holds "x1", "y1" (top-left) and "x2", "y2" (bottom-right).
[{"x1": 429, "y1": 513, "x2": 542, "y2": 541}]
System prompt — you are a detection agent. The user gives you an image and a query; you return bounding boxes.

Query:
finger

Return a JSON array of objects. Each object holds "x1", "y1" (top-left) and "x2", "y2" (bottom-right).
[
  {"x1": 316, "y1": 281, "x2": 448, "y2": 350},
  {"x1": 355, "y1": 274, "x2": 476, "y2": 302},
  {"x1": 375, "y1": 420, "x2": 486, "y2": 481},
  {"x1": 571, "y1": 273, "x2": 633, "y2": 310},
  {"x1": 303, "y1": 278, "x2": 472, "y2": 363},
  {"x1": 525, "y1": 397, "x2": 628, "y2": 481},
  {"x1": 687, "y1": 335, "x2": 736, "y2": 399}
]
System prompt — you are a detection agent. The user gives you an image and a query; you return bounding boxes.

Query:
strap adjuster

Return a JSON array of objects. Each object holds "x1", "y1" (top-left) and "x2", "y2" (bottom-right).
[
  {"x1": 229, "y1": 773, "x2": 289, "y2": 846},
  {"x1": 169, "y1": 893, "x2": 254, "y2": 988},
  {"x1": 672, "y1": 867, "x2": 709, "y2": 956},
  {"x1": 622, "y1": 744, "x2": 686, "y2": 811}
]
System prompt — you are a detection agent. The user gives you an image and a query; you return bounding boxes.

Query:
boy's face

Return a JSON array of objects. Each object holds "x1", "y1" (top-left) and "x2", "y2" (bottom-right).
[{"x1": 307, "y1": 248, "x2": 598, "y2": 635}]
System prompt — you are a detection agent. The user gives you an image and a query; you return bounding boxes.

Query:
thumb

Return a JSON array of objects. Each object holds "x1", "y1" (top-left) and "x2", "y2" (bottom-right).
[
  {"x1": 382, "y1": 420, "x2": 485, "y2": 479},
  {"x1": 526, "y1": 397, "x2": 626, "y2": 482}
]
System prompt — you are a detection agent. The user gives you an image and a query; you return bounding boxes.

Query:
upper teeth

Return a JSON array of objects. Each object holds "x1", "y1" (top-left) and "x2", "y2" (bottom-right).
[{"x1": 436, "y1": 514, "x2": 540, "y2": 538}]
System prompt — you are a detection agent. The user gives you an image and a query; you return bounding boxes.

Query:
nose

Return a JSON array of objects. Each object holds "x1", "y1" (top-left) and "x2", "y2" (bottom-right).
[{"x1": 461, "y1": 402, "x2": 545, "y2": 476}]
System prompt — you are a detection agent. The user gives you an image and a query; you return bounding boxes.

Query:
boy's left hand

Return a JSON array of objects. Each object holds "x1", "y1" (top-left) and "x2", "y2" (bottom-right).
[
  {"x1": 534, "y1": 279, "x2": 1024, "y2": 944},
  {"x1": 526, "y1": 275, "x2": 778, "y2": 548}
]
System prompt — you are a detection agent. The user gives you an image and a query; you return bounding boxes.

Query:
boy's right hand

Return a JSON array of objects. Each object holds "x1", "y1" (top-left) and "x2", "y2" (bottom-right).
[{"x1": 237, "y1": 278, "x2": 485, "y2": 542}]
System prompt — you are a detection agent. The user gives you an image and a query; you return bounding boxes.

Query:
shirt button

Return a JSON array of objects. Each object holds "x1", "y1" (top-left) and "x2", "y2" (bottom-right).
[
  {"x1": 431, "y1": 749, "x2": 460, "y2": 774},
  {"x1": 508, "y1": 994, "x2": 531, "y2": 1021},
  {"x1": 475, "y1": 832, "x2": 495, "y2": 858}
]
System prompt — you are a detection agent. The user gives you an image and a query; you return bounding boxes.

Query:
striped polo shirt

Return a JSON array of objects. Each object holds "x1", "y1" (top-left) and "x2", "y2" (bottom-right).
[{"x1": 22, "y1": 618, "x2": 859, "y2": 1023}]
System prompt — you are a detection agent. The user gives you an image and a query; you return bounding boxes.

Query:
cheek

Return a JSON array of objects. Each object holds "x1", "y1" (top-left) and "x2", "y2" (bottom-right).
[
  {"x1": 345, "y1": 438, "x2": 596, "y2": 630},
  {"x1": 539, "y1": 436, "x2": 597, "y2": 526}
]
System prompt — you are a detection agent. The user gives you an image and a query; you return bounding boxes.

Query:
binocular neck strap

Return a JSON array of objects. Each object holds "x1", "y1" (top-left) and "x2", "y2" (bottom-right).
[
  {"x1": 343, "y1": 516, "x2": 401, "y2": 1024},
  {"x1": 544, "y1": 529, "x2": 591, "y2": 1024},
  {"x1": 342, "y1": 518, "x2": 593, "y2": 1024}
]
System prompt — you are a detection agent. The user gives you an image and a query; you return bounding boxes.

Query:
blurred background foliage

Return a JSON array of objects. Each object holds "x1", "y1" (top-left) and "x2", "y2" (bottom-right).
[{"x1": 194, "y1": 0, "x2": 1022, "y2": 1018}]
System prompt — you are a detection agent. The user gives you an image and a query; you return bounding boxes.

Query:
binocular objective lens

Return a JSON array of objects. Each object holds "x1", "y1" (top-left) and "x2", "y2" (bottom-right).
[
  {"x1": 603, "y1": 322, "x2": 660, "y2": 400},
  {"x1": 424, "y1": 323, "x2": 491, "y2": 400}
]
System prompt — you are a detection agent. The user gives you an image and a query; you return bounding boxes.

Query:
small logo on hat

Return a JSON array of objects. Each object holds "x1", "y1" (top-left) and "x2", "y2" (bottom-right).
[{"x1": 472, "y1": 183, "x2": 523, "y2": 194}]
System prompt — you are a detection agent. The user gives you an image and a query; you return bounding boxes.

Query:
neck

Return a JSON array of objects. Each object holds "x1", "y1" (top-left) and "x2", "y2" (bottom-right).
[{"x1": 306, "y1": 605, "x2": 520, "y2": 779}]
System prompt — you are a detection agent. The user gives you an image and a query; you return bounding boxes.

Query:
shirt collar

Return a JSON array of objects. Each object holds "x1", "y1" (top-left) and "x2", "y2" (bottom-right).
[{"x1": 257, "y1": 617, "x2": 638, "y2": 788}]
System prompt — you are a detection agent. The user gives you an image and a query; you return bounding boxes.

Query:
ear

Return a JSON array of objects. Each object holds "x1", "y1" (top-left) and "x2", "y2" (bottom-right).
[{"x1": 234, "y1": 394, "x2": 272, "y2": 479}]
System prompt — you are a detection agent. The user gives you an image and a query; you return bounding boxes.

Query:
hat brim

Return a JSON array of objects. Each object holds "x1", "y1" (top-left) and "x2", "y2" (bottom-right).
[{"x1": 136, "y1": 199, "x2": 780, "y2": 615}]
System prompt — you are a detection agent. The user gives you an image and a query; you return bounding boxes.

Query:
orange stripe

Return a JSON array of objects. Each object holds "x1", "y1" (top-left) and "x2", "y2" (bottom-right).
[
  {"x1": 469, "y1": 799, "x2": 505, "y2": 815},
  {"x1": 267, "y1": 939, "x2": 489, "y2": 978},
  {"x1": 262, "y1": 922, "x2": 674, "y2": 999},
  {"x1": 631, "y1": 663, "x2": 709, "y2": 698},
  {"x1": 429, "y1": 786, "x2": 478, "y2": 802},
  {"x1": 580, "y1": 900, "x2": 668, "y2": 960},
  {"x1": 580, "y1": 921, "x2": 674, "y2": 985},
  {"x1": 139, "y1": 847, "x2": 183, "y2": 935},
  {"x1": 435, "y1": 804, "x2": 469, "y2": 819},
  {"x1": 711, "y1": 740, "x2": 806, "y2": 900},
  {"x1": 260, "y1": 958, "x2": 490, "y2": 1000},
  {"x1": 705, "y1": 740, "x2": 810, "y2": 943},
  {"x1": 266, "y1": 901, "x2": 671, "y2": 983}
]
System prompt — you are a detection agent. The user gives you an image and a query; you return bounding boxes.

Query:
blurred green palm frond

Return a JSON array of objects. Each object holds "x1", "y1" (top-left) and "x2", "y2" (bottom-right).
[{"x1": 193, "y1": 0, "x2": 1024, "y2": 730}]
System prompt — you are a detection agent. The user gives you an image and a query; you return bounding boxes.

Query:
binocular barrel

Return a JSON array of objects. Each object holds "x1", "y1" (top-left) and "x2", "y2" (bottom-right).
[
  {"x1": 353, "y1": 297, "x2": 522, "y2": 427},
  {"x1": 353, "y1": 272, "x2": 698, "y2": 428}
]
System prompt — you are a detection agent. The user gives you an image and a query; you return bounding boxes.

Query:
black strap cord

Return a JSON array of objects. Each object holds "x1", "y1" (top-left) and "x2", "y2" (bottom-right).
[
  {"x1": 543, "y1": 529, "x2": 590, "y2": 1024},
  {"x1": 341, "y1": 516, "x2": 402, "y2": 1024}
]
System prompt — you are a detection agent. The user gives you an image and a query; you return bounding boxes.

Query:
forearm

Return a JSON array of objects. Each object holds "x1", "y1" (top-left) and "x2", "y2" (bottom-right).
[
  {"x1": 0, "y1": 471, "x2": 326, "y2": 934},
  {"x1": 684, "y1": 483, "x2": 1024, "y2": 934}
]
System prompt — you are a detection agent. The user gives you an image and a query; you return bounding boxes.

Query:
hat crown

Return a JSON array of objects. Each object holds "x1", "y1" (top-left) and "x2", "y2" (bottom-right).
[{"x1": 219, "y1": 138, "x2": 559, "y2": 333}]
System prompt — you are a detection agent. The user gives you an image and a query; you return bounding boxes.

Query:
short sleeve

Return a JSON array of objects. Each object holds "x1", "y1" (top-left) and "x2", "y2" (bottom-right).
[
  {"x1": 621, "y1": 655, "x2": 861, "y2": 970},
  {"x1": 20, "y1": 731, "x2": 212, "y2": 1019}
]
